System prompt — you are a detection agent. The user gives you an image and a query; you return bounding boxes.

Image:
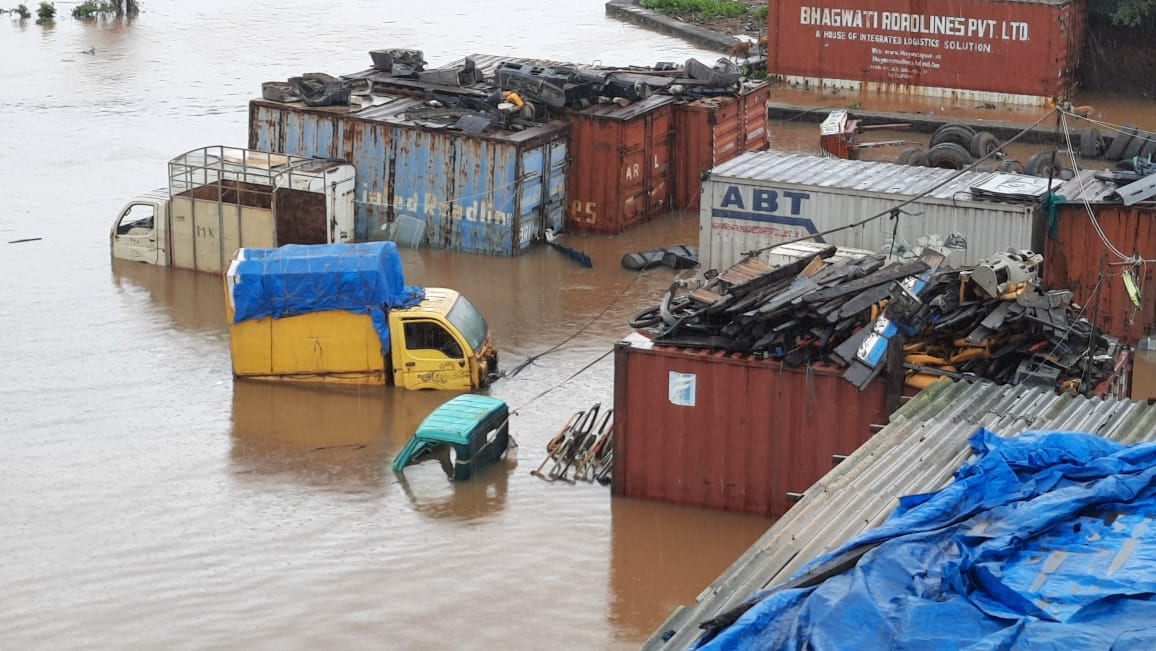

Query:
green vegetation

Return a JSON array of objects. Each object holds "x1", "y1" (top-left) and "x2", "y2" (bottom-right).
[
  {"x1": 9, "y1": 4, "x2": 32, "y2": 18},
  {"x1": 1089, "y1": 0, "x2": 1155, "y2": 26},
  {"x1": 755, "y1": 5, "x2": 767, "y2": 22},
  {"x1": 71, "y1": 0, "x2": 140, "y2": 18},
  {"x1": 35, "y1": 1, "x2": 53, "y2": 23},
  {"x1": 640, "y1": 0, "x2": 749, "y2": 19}
]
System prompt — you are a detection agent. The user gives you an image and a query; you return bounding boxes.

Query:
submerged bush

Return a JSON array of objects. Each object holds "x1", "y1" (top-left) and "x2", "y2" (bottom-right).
[
  {"x1": 35, "y1": 1, "x2": 54, "y2": 22},
  {"x1": 71, "y1": 0, "x2": 140, "y2": 18},
  {"x1": 12, "y1": 4, "x2": 32, "y2": 19}
]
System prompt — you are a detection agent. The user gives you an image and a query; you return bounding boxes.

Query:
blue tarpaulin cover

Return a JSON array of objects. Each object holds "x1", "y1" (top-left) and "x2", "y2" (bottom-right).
[
  {"x1": 697, "y1": 429, "x2": 1156, "y2": 650},
  {"x1": 229, "y1": 242, "x2": 424, "y2": 353}
]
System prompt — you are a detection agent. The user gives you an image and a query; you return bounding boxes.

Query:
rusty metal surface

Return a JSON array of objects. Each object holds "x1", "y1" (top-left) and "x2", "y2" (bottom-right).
[
  {"x1": 612, "y1": 334, "x2": 888, "y2": 518},
  {"x1": 1044, "y1": 200, "x2": 1156, "y2": 345},
  {"x1": 272, "y1": 188, "x2": 327, "y2": 245},
  {"x1": 766, "y1": 0, "x2": 1085, "y2": 102},
  {"x1": 646, "y1": 378, "x2": 1156, "y2": 650},
  {"x1": 566, "y1": 96, "x2": 675, "y2": 234},
  {"x1": 673, "y1": 83, "x2": 769, "y2": 211},
  {"x1": 248, "y1": 96, "x2": 569, "y2": 256},
  {"x1": 740, "y1": 83, "x2": 770, "y2": 152}
]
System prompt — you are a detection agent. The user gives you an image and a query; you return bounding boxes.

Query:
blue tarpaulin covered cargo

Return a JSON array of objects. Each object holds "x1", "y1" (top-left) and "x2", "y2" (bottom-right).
[
  {"x1": 696, "y1": 429, "x2": 1156, "y2": 650},
  {"x1": 227, "y1": 242, "x2": 424, "y2": 352}
]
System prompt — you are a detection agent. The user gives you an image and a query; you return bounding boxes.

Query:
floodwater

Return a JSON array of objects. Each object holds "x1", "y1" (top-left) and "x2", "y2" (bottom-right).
[
  {"x1": 0, "y1": 2, "x2": 773, "y2": 649},
  {"x1": 5, "y1": 2, "x2": 1153, "y2": 648},
  {"x1": 769, "y1": 84, "x2": 1156, "y2": 166}
]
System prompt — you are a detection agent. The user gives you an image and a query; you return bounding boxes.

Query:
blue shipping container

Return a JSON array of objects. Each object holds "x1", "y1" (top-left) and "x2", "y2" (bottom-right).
[{"x1": 249, "y1": 95, "x2": 569, "y2": 256}]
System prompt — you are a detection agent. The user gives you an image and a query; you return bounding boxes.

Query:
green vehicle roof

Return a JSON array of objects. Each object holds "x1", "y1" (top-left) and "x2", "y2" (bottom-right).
[{"x1": 413, "y1": 394, "x2": 507, "y2": 444}]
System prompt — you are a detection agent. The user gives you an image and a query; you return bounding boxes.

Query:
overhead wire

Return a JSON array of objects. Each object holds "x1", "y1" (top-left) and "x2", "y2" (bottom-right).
[
  {"x1": 742, "y1": 107, "x2": 1061, "y2": 260},
  {"x1": 501, "y1": 267, "x2": 649, "y2": 379},
  {"x1": 1056, "y1": 108, "x2": 1156, "y2": 265}
]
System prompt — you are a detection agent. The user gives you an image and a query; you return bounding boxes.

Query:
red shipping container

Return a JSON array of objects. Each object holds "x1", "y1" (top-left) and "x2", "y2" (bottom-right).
[
  {"x1": 672, "y1": 83, "x2": 771, "y2": 212},
  {"x1": 613, "y1": 337, "x2": 888, "y2": 518},
  {"x1": 1044, "y1": 203, "x2": 1156, "y2": 346},
  {"x1": 766, "y1": 0, "x2": 1086, "y2": 103},
  {"x1": 565, "y1": 96, "x2": 675, "y2": 234}
]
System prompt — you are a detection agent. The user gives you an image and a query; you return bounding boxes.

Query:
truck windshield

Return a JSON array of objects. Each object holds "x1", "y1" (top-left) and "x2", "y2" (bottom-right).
[{"x1": 446, "y1": 295, "x2": 488, "y2": 352}]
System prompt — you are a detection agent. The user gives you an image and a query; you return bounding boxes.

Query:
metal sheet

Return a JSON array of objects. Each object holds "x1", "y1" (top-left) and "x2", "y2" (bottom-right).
[
  {"x1": 248, "y1": 96, "x2": 569, "y2": 256},
  {"x1": 1044, "y1": 201, "x2": 1156, "y2": 345},
  {"x1": 645, "y1": 379, "x2": 1156, "y2": 651},
  {"x1": 612, "y1": 335, "x2": 889, "y2": 518},
  {"x1": 698, "y1": 151, "x2": 1041, "y2": 270},
  {"x1": 766, "y1": 0, "x2": 1085, "y2": 104},
  {"x1": 566, "y1": 96, "x2": 676, "y2": 234}
]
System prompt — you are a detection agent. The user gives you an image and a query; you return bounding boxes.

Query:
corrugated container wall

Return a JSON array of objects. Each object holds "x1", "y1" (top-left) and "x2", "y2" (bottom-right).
[
  {"x1": 565, "y1": 95, "x2": 675, "y2": 234},
  {"x1": 673, "y1": 83, "x2": 770, "y2": 212},
  {"x1": 248, "y1": 97, "x2": 569, "y2": 256},
  {"x1": 1044, "y1": 203, "x2": 1156, "y2": 345},
  {"x1": 767, "y1": 0, "x2": 1086, "y2": 105},
  {"x1": 612, "y1": 336, "x2": 888, "y2": 518},
  {"x1": 699, "y1": 151, "x2": 1042, "y2": 271}
]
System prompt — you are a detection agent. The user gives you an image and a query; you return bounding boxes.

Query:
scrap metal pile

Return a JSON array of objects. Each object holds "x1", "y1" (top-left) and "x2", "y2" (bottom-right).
[
  {"x1": 531, "y1": 403, "x2": 614, "y2": 485},
  {"x1": 261, "y1": 48, "x2": 758, "y2": 133},
  {"x1": 630, "y1": 246, "x2": 1125, "y2": 394}
]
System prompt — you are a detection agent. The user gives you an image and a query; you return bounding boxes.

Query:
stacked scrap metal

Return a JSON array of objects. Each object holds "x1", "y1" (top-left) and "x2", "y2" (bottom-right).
[
  {"x1": 629, "y1": 246, "x2": 1122, "y2": 395},
  {"x1": 318, "y1": 52, "x2": 755, "y2": 134}
]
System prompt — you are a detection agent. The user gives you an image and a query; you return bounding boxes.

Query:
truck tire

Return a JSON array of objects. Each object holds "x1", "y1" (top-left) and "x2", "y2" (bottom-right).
[
  {"x1": 897, "y1": 147, "x2": 929, "y2": 166},
  {"x1": 969, "y1": 131, "x2": 1001, "y2": 159},
  {"x1": 998, "y1": 160, "x2": 1025, "y2": 174},
  {"x1": 930, "y1": 124, "x2": 977, "y2": 148},
  {"x1": 1103, "y1": 125, "x2": 1137, "y2": 161},
  {"x1": 1080, "y1": 128, "x2": 1103, "y2": 158},
  {"x1": 926, "y1": 142, "x2": 973, "y2": 169},
  {"x1": 1122, "y1": 130, "x2": 1149, "y2": 160},
  {"x1": 1024, "y1": 152, "x2": 1062, "y2": 177}
]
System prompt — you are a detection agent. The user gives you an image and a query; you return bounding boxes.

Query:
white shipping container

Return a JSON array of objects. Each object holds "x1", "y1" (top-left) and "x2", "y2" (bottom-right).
[{"x1": 698, "y1": 151, "x2": 1043, "y2": 271}]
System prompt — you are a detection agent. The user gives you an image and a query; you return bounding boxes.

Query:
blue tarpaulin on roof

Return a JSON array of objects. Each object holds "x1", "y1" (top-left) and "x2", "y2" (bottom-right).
[
  {"x1": 696, "y1": 429, "x2": 1156, "y2": 650},
  {"x1": 228, "y1": 242, "x2": 424, "y2": 353}
]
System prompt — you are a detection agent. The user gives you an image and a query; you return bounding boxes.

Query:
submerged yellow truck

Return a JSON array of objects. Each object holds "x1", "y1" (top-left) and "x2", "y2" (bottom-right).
[{"x1": 225, "y1": 241, "x2": 498, "y2": 390}]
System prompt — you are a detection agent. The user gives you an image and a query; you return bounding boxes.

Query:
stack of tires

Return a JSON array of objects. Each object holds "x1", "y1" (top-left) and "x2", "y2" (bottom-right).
[
  {"x1": 897, "y1": 124, "x2": 1011, "y2": 172},
  {"x1": 1096, "y1": 125, "x2": 1156, "y2": 167}
]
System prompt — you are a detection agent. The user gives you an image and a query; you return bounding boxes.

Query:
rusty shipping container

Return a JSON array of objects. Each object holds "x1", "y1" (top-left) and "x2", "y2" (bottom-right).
[
  {"x1": 248, "y1": 93, "x2": 569, "y2": 256},
  {"x1": 1044, "y1": 172, "x2": 1156, "y2": 345},
  {"x1": 565, "y1": 95, "x2": 675, "y2": 234},
  {"x1": 612, "y1": 334, "x2": 888, "y2": 518},
  {"x1": 766, "y1": 0, "x2": 1086, "y2": 105},
  {"x1": 672, "y1": 82, "x2": 770, "y2": 212}
]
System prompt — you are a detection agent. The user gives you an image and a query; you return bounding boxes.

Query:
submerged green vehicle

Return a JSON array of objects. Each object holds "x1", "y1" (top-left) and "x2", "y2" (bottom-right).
[{"x1": 392, "y1": 395, "x2": 511, "y2": 481}]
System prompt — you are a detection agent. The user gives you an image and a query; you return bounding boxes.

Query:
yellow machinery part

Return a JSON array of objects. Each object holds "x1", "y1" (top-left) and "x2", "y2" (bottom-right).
[{"x1": 905, "y1": 373, "x2": 945, "y2": 390}]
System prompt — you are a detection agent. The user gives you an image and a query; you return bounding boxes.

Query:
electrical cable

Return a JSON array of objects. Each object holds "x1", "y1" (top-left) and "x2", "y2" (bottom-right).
[
  {"x1": 741, "y1": 108, "x2": 1061, "y2": 260},
  {"x1": 1057, "y1": 112, "x2": 1156, "y2": 264},
  {"x1": 501, "y1": 268, "x2": 648, "y2": 379},
  {"x1": 510, "y1": 348, "x2": 614, "y2": 415}
]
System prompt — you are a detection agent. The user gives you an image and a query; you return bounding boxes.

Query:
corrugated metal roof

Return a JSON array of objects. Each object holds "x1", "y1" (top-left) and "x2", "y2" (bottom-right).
[
  {"x1": 709, "y1": 151, "x2": 1036, "y2": 207},
  {"x1": 1054, "y1": 169, "x2": 1122, "y2": 203},
  {"x1": 646, "y1": 379, "x2": 1156, "y2": 650}
]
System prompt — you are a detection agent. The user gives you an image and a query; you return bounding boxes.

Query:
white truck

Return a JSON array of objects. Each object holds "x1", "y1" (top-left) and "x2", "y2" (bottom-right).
[{"x1": 110, "y1": 145, "x2": 356, "y2": 273}]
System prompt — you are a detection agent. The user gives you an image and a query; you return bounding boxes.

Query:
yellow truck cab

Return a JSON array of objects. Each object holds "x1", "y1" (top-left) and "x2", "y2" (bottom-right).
[{"x1": 224, "y1": 242, "x2": 497, "y2": 390}]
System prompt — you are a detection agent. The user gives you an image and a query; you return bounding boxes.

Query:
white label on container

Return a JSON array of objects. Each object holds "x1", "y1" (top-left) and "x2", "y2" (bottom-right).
[{"x1": 668, "y1": 372, "x2": 696, "y2": 407}]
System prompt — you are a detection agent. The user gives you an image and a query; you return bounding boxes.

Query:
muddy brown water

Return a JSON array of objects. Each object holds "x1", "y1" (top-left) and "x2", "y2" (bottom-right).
[
  {"x1": 0, "y1": 3, "x2": 769, "y2": 649},
  {"x1": 4, "y1": 3, "x2": 1153, "y2": 648}
]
